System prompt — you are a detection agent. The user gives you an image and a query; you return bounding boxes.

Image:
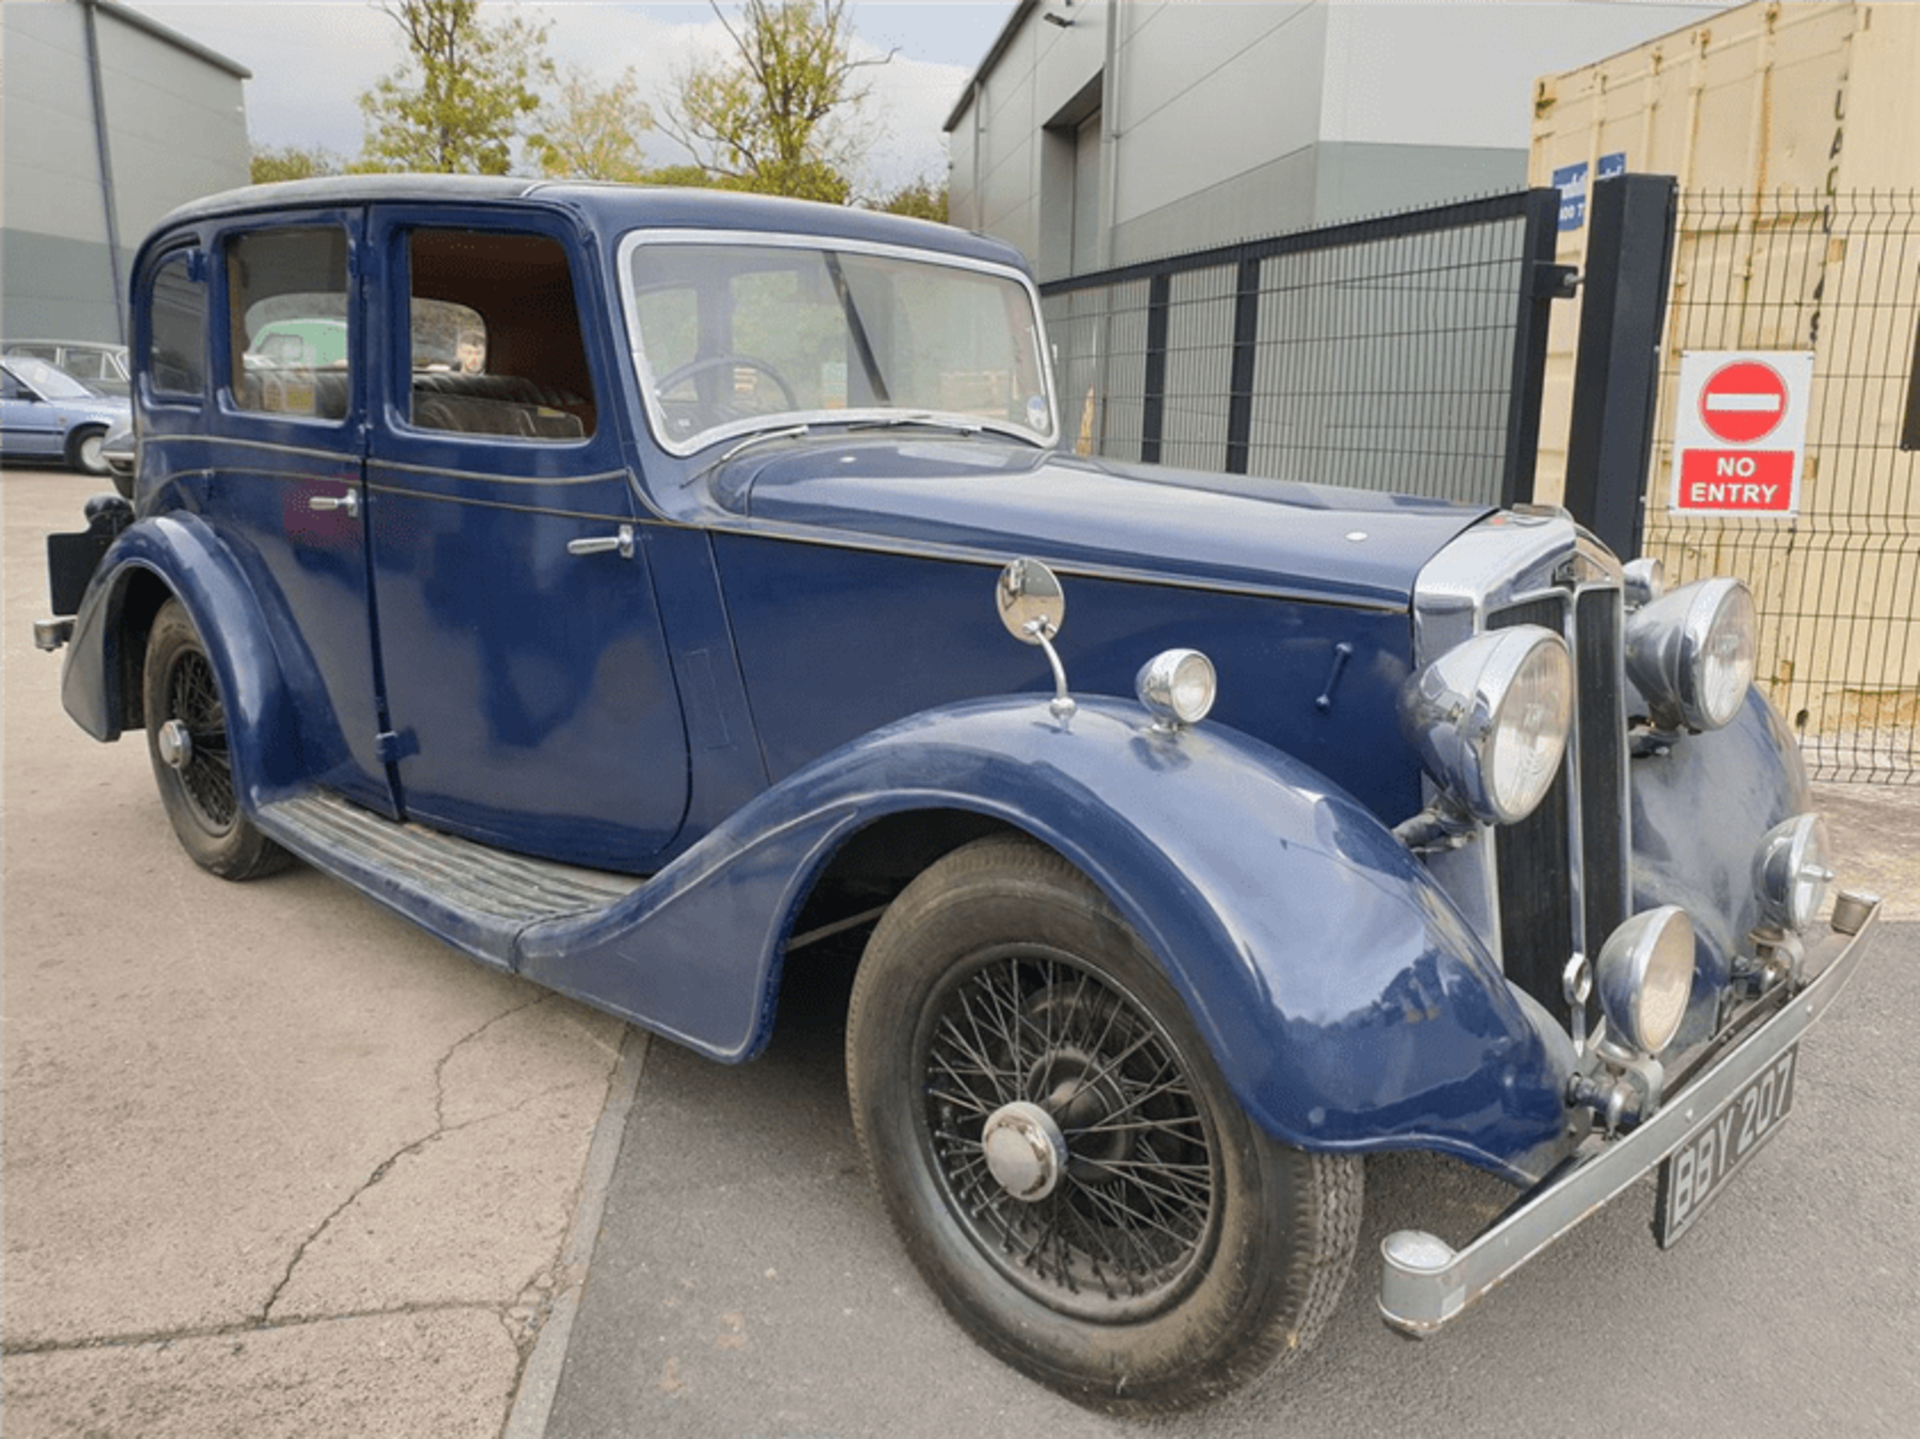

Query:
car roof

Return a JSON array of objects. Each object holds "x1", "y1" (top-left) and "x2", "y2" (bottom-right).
[{"x1": 153, "y1": 175, "x2": 1030, "y2": 276}]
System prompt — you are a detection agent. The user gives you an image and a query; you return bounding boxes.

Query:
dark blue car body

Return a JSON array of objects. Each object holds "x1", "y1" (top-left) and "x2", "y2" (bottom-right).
[{"x1": 40, "y1": 176, "x2": 1877, "y2": 1406}]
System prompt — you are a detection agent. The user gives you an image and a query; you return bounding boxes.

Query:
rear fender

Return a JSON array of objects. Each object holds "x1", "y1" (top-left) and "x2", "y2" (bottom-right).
[
  {"x1": 518, "y1": 695, "x2": 1573, "y2": 1181},
  {"x1": 60, "y1": 514, "x2": 316, "y2": 804}
]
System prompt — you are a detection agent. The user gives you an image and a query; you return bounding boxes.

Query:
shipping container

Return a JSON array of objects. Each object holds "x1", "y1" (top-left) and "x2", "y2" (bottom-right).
[{"x1": 1530, "y1": 1, "x2": 1920, "y2": 779}]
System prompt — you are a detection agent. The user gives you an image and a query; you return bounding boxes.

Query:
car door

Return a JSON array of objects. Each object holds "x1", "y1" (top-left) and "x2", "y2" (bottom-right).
[
  {"x1": 362, "y1": 206, "x2": 689, "y2": 873},
  {"x1": 198, "y1": 214, "x2": 397, "y2": 817},
  {"x1": 1, "y1": 362, "x2": 65, "y2": 458}
]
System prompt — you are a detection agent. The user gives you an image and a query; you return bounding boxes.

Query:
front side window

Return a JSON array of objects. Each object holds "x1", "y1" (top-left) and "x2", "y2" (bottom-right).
[
  {"x1": 227, "y1": 226, "x2": 351, "y2": 420},
  {"x1": 149, "y1": 252, "x2": 207, "y2": 398},
  {"x1": 623, "y1": 236, "x2": 1055, "y2": 455},
  {"x1": 400, "y1": 228, "x2": 596, "y2": 442}
]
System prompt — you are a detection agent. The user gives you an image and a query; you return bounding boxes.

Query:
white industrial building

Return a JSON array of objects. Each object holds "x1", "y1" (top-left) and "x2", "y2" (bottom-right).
[
  {"x1": 1, "y1": 0, "x2": 249, "y2": 345},
  {"x1": 946, "y1": 0, "x2": 1730, "y2": 282}
]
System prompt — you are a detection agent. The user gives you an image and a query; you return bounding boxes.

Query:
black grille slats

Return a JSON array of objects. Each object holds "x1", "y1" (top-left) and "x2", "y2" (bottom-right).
[{"x1": 1488, "y1": 587, "x2": 1629, "y2": 1027}]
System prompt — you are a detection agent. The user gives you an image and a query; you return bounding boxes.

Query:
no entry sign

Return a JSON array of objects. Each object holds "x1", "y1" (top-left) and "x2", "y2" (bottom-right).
[{"x1": 1671, "y1": 351, "x2": 1815, "y2": 516}]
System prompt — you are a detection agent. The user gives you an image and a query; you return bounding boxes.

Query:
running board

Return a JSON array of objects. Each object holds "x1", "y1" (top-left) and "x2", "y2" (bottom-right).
[{"x1": 257, "y1": 793, "x2": 647, "y2": 970}]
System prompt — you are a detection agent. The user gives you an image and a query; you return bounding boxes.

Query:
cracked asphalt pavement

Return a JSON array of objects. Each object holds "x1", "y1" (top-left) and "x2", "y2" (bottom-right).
[{"x1": 3, "y1": 469, "x2": 630, "y2": 1436}]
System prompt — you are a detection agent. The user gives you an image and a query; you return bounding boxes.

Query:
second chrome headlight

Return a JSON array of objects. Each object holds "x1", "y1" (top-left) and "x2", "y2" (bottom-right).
[
  {"x1": 1624, "y1": 576, "x2": 1757, "y2": 732},
  {"x1": 1401, "y1": 627, "x2": 1573, "y2": 825}
]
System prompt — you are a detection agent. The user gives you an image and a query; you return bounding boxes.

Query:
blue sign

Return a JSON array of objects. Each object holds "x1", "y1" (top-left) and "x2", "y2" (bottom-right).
[
  {"x1": 1555, "y1": 154, "x2": 1628, "y2": 232},
  {"x1": 1553, "y1": 161, "x2": 1588, "y2": 231}
]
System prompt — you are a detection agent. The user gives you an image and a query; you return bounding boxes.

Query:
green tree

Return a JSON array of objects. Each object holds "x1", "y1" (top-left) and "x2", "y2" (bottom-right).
[
  {"x1": 874, "y1": 176, "x2": 948, "y2": 224},
  {"x1": 357, "y1": 0, "x2": 550, "y2": 175},
  {"x1": 641, "y1": 162, "x2": 726, "y2": 190},
  {"x1": 526, "y1": 65, "x2": 653, "y2": 182},
  {"x1": 660, "y1": 0, "x2": 888, "y2": 202},
  {"x1": 251, "y1": 144, "x2": 344, "y2": 185}
]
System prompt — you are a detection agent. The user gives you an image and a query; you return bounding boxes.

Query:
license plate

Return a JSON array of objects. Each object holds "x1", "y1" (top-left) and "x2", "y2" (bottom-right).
[{"x1": 1654, "y1": 1042, "x2": 1800, "y2": 1247}]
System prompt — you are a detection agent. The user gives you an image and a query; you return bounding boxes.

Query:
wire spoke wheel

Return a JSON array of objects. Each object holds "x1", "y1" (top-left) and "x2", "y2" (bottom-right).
[
  {"x1": 143, "y1": 599, "x2": 290, "y2": 880},
  {"x1": 848, "y1": 835, "x2": 1361, "y2": 1414},
  {"x1": 165, "y1": 647, "x2": 238, "y2": 831},
  {"x1": 922, "y1": 947, "x2": 1219, "y2": 1322}
]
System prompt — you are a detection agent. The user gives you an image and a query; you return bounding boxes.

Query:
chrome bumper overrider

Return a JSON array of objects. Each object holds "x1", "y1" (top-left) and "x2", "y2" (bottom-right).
[{"x1": 1378, "y1": 891, "x2": 1882, "y2": 1337}]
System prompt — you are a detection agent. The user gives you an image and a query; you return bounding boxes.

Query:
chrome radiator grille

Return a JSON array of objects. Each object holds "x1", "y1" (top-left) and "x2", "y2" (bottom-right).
[{"x1": 1488, "y1": 585, "x2": 1630, "y2": 1026}]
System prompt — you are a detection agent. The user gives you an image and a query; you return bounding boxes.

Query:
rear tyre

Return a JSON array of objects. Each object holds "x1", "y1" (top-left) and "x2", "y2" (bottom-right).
[
  {"x1": 143, "y1": 600, "x2": 290, "y2": 880},
  {"x1": 67, "y1": 427, "x2": 108, "y2": 476},
  {"x1": 847, "y1": 834, "x2": 1361, "y2": 1414}
]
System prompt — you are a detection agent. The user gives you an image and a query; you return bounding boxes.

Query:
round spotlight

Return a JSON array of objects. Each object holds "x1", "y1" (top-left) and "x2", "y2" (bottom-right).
[
  {"x1": 1754, "y1": 813, "x2": 1834, "y2": 932},
  {"x1": 1595, "y1": 907, "x2": 1695, "y2": 1056}
]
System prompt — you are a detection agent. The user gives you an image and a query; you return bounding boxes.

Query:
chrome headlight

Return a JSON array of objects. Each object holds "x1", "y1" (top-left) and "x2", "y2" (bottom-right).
[
  {"x1": 1400, "y1": 627, "x2": 1572, "y2": 825},
  {"x1": 1595, "y1": 906, "x2": 1695, "y2": 1055},
  {"x1": 1754, "y1": 813, "x2": 1833, "y2": 932},
  {"x1": 1623, "y1": 577, "x2": 1756, "y2": 731},
  {"x1": 1135, "y1": 649, "x2": 1216, "y2": 728},
  {"x1": 1622, "y1": 556, "x2": 1665, "y2": 609}
]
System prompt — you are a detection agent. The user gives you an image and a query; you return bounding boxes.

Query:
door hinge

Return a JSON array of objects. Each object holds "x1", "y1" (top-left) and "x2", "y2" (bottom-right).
[{"x1": 374, "y1": 729, "x2": 418, "y2": 765}]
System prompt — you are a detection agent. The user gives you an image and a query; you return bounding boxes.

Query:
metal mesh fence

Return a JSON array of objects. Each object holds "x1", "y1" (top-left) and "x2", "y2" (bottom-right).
[
  {"x1": 1040, "y1": 189, "x2": 1562, "y2": 508},
  {"x1": 1642, "y1": 190, "x2": 1920, "y2": 784}
]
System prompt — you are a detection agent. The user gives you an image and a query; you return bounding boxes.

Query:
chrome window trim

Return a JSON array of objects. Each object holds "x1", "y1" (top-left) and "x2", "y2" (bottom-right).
[{"x1": 615, "y1": 228, "x2": 1059, "y2": 458}]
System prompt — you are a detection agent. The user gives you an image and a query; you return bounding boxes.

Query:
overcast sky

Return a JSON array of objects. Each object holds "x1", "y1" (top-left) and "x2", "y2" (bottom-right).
[{"x1": 123, "y1": 1, "x2": 1014, "y2": 195}]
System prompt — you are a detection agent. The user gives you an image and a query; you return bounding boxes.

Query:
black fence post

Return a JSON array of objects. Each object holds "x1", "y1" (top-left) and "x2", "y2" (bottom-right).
[
  {"x1": 1563, "y1": 173, "x2": 1679, "y2": 560},
  {"x1": 1224, "y1": 257, "x2": 1260, "y2": 475},
  {"x1": 1140, "y1": 274, "x2": 1170, "y2": 464},
  {"x1": 1502, "y1": 191, "x2": 1575, "y2": 508}
]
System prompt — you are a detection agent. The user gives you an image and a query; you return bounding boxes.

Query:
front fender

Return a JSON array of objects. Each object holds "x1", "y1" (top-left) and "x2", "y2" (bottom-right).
[
  {"x1": 1631, "y1": 686, "x2": 1814, "y2": 1048},
  {"x1": 60, "y1": 514, "x2": 312, "y2": 803},
  {"x1": 518, "y1": 695, "x2": 1572, "y2": 1181}
]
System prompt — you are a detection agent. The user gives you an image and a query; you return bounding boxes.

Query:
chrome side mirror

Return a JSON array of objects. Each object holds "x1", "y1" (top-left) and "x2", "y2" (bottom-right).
[
  {"x1": 995, "y1": 558, "x2": 1075, "y2": 723},
  {"x1": 996, "y1": 557, "x2": 1065, "y2": 644}
]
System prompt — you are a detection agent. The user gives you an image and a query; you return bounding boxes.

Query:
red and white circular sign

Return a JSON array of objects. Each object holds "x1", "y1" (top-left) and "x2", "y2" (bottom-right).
[{"x1": 1698, "y1": 360, "x2": 1789, "y2": 444}]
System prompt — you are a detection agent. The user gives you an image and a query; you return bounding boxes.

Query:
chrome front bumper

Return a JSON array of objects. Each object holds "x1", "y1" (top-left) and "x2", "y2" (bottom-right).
[{"x1": 1378, "y1": 890, "x2": 1882, "y2": 1336}]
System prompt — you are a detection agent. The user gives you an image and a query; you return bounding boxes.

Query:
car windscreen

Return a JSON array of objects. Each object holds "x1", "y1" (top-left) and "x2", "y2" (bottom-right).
[
  {"x1": 623, "y1": 237, "x2": 1055, "y2": 455},
  {"x1": 5, "y1": 356, "x2": 96, "y2": 400}
]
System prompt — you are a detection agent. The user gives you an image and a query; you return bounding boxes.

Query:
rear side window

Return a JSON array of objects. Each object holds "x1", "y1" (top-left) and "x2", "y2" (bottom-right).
[
  {"x1": 148, "y1": 252, "x2": 207, "y2": 399},
  {"x1": 227, "y1": 227, "x2": 351, "y2": 421}
]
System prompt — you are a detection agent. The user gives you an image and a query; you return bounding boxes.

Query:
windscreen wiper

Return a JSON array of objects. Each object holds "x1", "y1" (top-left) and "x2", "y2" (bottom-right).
[{"x1": 844, "y1": 413, "x2": 983, "y2": 435}]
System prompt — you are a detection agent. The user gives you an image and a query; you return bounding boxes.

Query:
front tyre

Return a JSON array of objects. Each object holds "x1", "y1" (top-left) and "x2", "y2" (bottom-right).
[
  {"x1": 143, "y1": 599, "x2": 290, "y2": 880},
  {"x1": 847, "y1": 835, "x2": 1361, "y2": 1414}
]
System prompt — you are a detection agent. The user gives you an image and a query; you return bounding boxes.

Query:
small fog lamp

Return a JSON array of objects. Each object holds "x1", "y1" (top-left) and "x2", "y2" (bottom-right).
[
  {"x1": 1136, "y1": 649, "x2": 1217, "y2": 729},
  {"x1": 1595, "y1": 906, "x2": 1695, "y2": 1056},
  {"x1": 1754, "y1": 813, "x2": 1833, "y2": 932}
]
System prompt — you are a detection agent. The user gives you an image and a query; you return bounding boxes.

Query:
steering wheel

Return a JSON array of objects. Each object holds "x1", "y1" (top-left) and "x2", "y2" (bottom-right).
[{"x1": 656, "y1": 353, "x2": 799, "y2": 411}]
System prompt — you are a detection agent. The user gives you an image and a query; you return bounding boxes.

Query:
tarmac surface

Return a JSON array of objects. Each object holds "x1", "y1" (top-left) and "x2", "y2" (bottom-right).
[{"x1": 4, "y1": 465, "x2": 1917, "y2": 1436}]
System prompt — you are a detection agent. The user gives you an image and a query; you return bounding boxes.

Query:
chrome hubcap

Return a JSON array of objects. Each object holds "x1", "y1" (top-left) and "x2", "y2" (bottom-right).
[
  {"x1": 157, "y1": 718, "x2": 194, "y2": 771},
  {"x1": 981, "y1": 1100, "x2": 1067, "y2": 1201}
]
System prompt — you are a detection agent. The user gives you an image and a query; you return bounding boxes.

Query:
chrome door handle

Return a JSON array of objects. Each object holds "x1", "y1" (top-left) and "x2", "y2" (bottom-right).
[
  {"x1": 308, "y1": 490, "x2": 360, "y2": 517},
  {"x1": 567, "y1": 524, "x2": 635, "y2": 560}
]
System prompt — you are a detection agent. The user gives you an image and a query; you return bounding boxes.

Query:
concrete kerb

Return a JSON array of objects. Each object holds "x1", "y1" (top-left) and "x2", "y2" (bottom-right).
[{"x1": 504, "y1": 1025, "x2": 650, "y2": 1439}]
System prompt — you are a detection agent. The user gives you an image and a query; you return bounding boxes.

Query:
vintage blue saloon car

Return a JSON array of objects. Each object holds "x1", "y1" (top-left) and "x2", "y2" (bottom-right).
[{"x1": 37, "y1": 176, "x2": 1879, "y2": 1413}]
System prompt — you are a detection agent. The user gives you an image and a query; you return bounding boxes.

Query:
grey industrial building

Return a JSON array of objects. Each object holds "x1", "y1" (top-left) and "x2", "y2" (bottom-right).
[
  {"x1": 2, "y1": 0, "x2": 249, "y2": 346},
  {"x1": 946, "y1": 0, "x2": 1727, "y2": 282}
]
